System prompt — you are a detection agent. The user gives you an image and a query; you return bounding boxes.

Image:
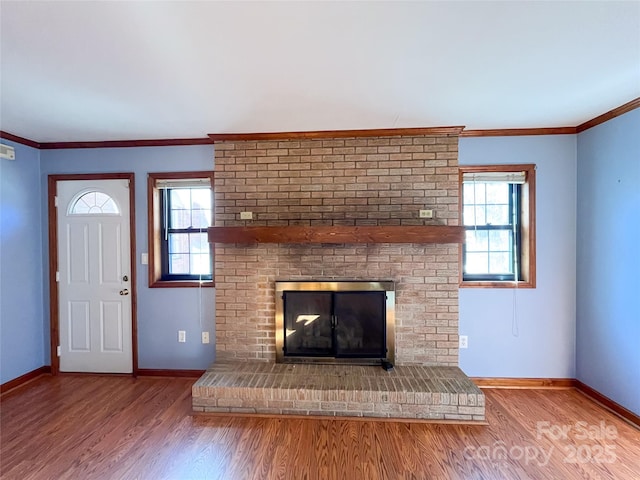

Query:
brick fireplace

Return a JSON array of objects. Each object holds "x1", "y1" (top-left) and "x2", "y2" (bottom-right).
[
  {"x1": 193, "y1": 128, "x2": 486, "y2": 422},
  {"x1": 212, "y1": 131, "x2": 462, "y2": 367}
]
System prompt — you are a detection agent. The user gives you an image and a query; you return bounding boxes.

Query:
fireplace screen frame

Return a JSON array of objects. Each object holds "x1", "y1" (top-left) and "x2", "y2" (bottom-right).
[{"x1": 275, "y1": 281, "x2": 395, "y2": 365}]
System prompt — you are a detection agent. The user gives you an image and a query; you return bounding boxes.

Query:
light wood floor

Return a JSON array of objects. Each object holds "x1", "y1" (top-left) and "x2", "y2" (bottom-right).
[{"x1": 1, "y1": 375, "x2": 638, "y2": 480}]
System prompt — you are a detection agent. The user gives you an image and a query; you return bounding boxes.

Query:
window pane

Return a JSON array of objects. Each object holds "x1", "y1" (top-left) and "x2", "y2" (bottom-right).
[
  {"x1": 486, "y1": 205, "x2": 509, "y2": 225},
  {"x1": 463, "y1": 183, "x2": 485, "y2": 205},
  {"x1": 463, "y1": 206, "x2": 488, "y2": 226},
  {"x1": 466, "y1": 230, "x2": 488, "y2": 252},
  {"x1": 191, "y1": 209, "x2": 211, "y2": 228},
  {"x1": 170, "y1": 209, "x2": 191, "y2": 229},
  {"x1": 463, "y1": 206, "x2": 487, "y2": 226},
  {"x1": 170, "y1": 189, "x2": 191, "y2": 209},
  {"x1": 100, "y1": 199, "x2": 118, "y2": 214},
  {"x1": 95, "y1": 192, "x2": 110, "y2": 206},
  {"x1": 488, "y1": 230, "x2": 512, "y2": 252},
  {"x1": 489, "y1": 252, "x2": 512, "y2": 274},
  {"x1": 190, "y1": 254, "x2": 211, "y2": 275},
  {"x1": 465, "y1": 252, "x2": 488, "y2": 274},
  {"x1": 485, "y1": 183, "x2": 509, "y2": 204},
  {"x1": 189, "y1": 233, "x2": 208, "y2": 253},
  {"x1": 462, "y1": 206, "x2": 474, "y2": 226},
  {"x1": 463, "y1": 184, "x2": 477, "y2": 205},
  {"x1": 191, "y1": 189, "x2": 211, "y2": 210},
  {"x1": 471, "y1": 206, "x2": 486, "y2": 225},
  {"x1": 168, "y1": 234, "x2": 189, "y2": 254},
  {"x1": 169, "y1": 254, "x2": 190, "y2": 274},
  {"x1": 72, "y1": 201, "x2": 90, "y2": 214}
]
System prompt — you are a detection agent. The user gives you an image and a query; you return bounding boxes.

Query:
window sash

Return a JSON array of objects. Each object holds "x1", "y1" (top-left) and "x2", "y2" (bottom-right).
[
  {"x1": 160, "y1": 187, "x2": 212, "y2": 281},
  {"x1": 165, "y1": 188, "x2": 211, "y2": 232},
  {"x1": 463, "y1": 183, "x2": 521, "y2": 281}
]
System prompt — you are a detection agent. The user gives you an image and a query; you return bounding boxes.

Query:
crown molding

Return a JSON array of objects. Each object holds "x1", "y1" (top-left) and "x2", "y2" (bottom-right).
[
  {"x1": 460, "y1": 127, "x2": 577, "y2": 137},
  {"x1": 0, "y1": 131, "x2": 213, "y2": 150},
  {"x1": 0, "y1": 130, "x2": 41, "y2": 149},
  {"x1": 576, "y1": 97, "x2": 640, "y2": 133},
  {"x1": 208, "y1": 126, "x2": 466, "y2": 142},
  {"x1": 39, "y1": 137, "x2": 213, "y2": 149}
]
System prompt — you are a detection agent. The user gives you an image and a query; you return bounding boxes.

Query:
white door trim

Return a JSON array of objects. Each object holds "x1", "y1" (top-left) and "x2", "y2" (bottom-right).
[{"x1": 48, "y1": 173, "x2": 138, "y2": 375}]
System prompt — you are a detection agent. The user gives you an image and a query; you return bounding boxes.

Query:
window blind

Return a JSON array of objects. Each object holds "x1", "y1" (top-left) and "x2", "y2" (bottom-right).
[
  {"x1": 155, "y1": 178, "x2": 210, "y2": 189},
  {"x1": 462, "y1": 171, "x2": 526, "y2": 184}
]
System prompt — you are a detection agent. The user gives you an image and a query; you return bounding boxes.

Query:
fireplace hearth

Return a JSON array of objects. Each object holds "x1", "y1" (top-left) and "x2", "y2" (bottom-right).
[{"x1": 275, "y1": 281, "x2": 395, "y2": 365}]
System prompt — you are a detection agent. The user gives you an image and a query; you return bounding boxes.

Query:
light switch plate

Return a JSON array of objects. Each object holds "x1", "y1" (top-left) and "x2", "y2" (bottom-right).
[
  {"x1": 419, "y1": 209, "x2": 434, "y2": 219},
  {"x1": 240, "y1": 211, "x2": 253, "y2": 220},
  {"x1": 141, "y1": 253, "x2": 148, "y2": 265}
]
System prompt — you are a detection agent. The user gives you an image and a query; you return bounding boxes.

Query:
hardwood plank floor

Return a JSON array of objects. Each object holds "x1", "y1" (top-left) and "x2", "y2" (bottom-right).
[{"x1": 1, "y1": 375, "x2": 638, "y2": 479}]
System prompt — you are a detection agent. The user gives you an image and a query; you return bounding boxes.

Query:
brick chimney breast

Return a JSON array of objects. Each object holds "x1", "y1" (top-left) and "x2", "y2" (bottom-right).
[{"x1": 213, "y1": 134, "x2": 460, "y2": 366}]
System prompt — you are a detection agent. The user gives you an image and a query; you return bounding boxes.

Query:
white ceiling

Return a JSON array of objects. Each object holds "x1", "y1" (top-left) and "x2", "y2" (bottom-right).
[{"x1": 1, "y1": 1, "x2": 639, "y2": 143}]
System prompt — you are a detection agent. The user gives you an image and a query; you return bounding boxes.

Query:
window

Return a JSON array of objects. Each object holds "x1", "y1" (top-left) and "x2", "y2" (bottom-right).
[
  {"x1": 148, "y1": 172, "x2": 214, "y2": 288},
  {"x1": 70, "y1": 191, "x2": 119, "y2": 215},
  {"x1": 459, "y1": 164, "x2": 536, "y2": 288}
]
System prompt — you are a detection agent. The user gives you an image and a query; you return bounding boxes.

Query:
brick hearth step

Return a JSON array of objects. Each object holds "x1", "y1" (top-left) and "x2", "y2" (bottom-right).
[{"x1": 192, "y1": 362, "x2": 485, "y2": 423}]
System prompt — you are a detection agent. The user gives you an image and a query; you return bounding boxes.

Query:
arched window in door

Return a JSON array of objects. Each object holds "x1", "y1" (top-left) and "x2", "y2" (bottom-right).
[{"x1": 69, "y1": 191, "x2": 120, "y2": 215}]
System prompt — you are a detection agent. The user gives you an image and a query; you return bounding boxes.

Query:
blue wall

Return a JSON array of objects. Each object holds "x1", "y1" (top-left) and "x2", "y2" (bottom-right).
[
  {"x1": 40, "y1": 145, "x2": 216, "y2": 370},
  {"x1": 458, "y1": 135, "x2": 577, "y2": 378},
  {"x1": 2, "y1": 117, "x2": 638, "y2": 411},
  {"x1": 0, "y1": 140, "x2": 45, "y2": 383},
  {"x1": 576, "y1": 109, "x2": 640, "y2": 415}
]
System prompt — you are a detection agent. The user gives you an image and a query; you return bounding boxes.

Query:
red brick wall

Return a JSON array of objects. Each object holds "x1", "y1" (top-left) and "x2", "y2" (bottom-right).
[{"x1": 213, "y1": 134, "x2": 460, "y2": 366}]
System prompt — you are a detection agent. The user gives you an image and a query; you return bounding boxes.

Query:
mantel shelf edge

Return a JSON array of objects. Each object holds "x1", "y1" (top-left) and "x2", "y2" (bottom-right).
[{"x1": 208, "y1": 225, "x2": 464, "y2": 244}]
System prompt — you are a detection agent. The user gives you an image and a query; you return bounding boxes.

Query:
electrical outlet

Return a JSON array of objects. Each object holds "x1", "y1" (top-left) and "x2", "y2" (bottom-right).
[
  {"x1": 202, "y1": 331, "x2": 210, "y2": 344},
  {"x1": 178, "y1": 330, "x2": 186, "y2": 343},
  {"x1": 459, "y1": 335, "x2": 468, "y2": 349},
  {"x1": 240, "y1": 211, "x2": 253, "y2": 220},
  {"x1": 419, "y1": 209, "x2": 434, "y2": 219}
]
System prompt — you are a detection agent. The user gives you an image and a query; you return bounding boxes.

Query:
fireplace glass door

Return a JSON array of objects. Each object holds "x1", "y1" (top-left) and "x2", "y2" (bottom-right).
[
  {"x1": 283, "y1": 291, "x2": 333, "y2": 357},
  {"x1": 282, "y1": 291, "x2": 387, "y2": 359}
]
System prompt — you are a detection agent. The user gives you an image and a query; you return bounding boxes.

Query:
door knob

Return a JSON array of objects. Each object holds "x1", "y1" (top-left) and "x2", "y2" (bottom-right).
[{"x1": 119, "y1": 288, "x2": 129, "y2": 296}]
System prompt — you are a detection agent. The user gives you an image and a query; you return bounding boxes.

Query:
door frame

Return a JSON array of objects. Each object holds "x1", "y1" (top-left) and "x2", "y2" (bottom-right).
[{"x1": 48, "y1": 173, "x2": 138, "y2": 375}]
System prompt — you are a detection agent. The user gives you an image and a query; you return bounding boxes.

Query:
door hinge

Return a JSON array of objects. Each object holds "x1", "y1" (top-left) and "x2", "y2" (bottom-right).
[
  {"x1": 56, "y1": 346, "x2": 61, "y2": 357},
  {"x1": 55, "y1": 271, "x2": 60, "y2": 282},
  {"x1": 54, "y1": 196, "x2": 59, "y2": 207}
]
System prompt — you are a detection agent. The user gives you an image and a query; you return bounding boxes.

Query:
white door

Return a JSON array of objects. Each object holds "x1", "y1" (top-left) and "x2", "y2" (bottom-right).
[{"x1": 57, "y1": 179, "x2": 133, "y2": 373}]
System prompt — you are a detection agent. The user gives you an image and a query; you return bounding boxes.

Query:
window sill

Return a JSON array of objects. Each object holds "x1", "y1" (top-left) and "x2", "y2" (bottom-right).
[
  {"x1": 460, "y1": 280, "x2": 535, "y2": 289},
  {"x1": 149, "y1": 280, "x2": 215, "y2": 289}
]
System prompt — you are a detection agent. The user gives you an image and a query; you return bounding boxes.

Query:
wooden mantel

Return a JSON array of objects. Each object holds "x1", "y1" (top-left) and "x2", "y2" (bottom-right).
[{"x1": 208, "y1": 225, "x2": 464, "y2": 244}]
